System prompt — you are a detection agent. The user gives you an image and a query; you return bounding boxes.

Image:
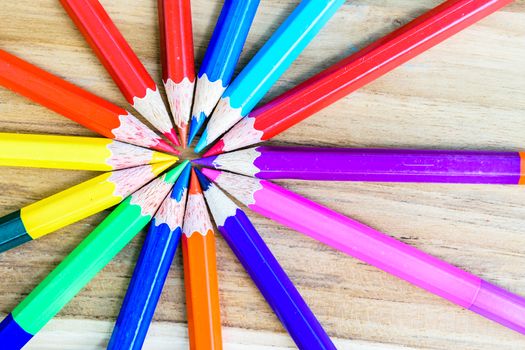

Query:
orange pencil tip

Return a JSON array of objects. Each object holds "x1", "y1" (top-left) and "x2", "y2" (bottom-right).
[
  {"x1": 178, "y1": 126, "x2": 188, "y2": 149},
  {"x1": 189, "y1": 168, "x2": 203, "y2": 194}
]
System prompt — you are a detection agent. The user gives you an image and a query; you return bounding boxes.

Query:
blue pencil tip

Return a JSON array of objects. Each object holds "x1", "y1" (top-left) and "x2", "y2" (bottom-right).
[
  {"x1": 170, "y1": 163, "x2": 191, "y2": 201},
  {"x1": 194, "y1": 167, "x2": 212, "y2": 191},
  {"x1": 194, "y1": 130, "x2": 208, "y2": 153},
  {"x1": 187, "y1": 112, "x2": 206, "y2": 146}
]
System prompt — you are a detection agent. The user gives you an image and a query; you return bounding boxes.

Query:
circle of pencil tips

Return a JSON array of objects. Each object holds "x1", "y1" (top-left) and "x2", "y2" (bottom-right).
[{"x1": 0, "y1": 0, "x2": 523, "y2": 349}]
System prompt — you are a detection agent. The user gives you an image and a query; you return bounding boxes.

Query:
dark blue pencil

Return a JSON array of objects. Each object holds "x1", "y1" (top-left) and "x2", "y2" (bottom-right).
[
  {"x1": 195, "y1": 168, "x2": 336, "y2": 349},
  {"x1": 187, "y1": 0, "x2": 260, "y2": 145},
  {"x1": 107, "y1": 164, "x2": 191, "y2": 350}
]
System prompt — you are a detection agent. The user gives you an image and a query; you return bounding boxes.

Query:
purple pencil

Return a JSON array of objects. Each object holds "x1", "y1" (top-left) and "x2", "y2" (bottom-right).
[
  {"x1": 194, "y1": 146, "x2": 525, "y2": 184},
  {"x1": 200, "y1": 168, "x2": 525, "y2": 336},
  {"x1": 194, "y1": 168, "x2": 335, "y2": 349}
]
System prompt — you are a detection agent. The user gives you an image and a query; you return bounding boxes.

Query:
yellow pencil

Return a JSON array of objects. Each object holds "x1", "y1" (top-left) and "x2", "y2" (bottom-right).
[
  {"x1": 0, "y1": 161, "x2": 175, "y2": 253},
  {"x1": 0, "y1": 133, "x2": 177, "y2": 171}
]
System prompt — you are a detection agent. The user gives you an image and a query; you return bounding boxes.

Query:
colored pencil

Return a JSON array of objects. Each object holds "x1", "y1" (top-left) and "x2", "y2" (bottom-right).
[
  {"x1": 0, "y1": 161, "x2": 174, "y2": 254},
  {"x1": 107, "y1": 163, "x2": 190, "y2": 350},
  {"x1": 159, "y1": 0, "x2": 195, "y2": 147},
  {"x1": 195, "y1": 146, "x2": 525, "y2": 184},
  {"x1": 0, "y1": 133, "x2": 177, "y2": 171},
  {"x1": 0, "y1": 162, "x2": 187, "y2": 350},
  {"x1": 195, "y1": 169, "x2": 336, "y2": 349},
  {"x1": 194, "y1": 0, "x2": 345, "y2": 153},
  {"x1": 204, "y1": 0, "x2": 514, "y2": 157},
  {"x1": 0, "y1": 49, "x2": 177, "y2": 154},
  {"x1": 187, "y1": 0, "x2": 260, "y2": 146},
  {"x1": 60, "y1": 0, "x2": 180, "y2": 146},
  {"x1": 201, "y1": 169, "x2": 525, "y2": 335},
  {"x1": 182, "y1": 168, "x2": 222, "y2": 349}
]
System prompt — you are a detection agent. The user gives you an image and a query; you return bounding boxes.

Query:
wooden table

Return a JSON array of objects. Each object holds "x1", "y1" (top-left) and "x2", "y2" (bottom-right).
[{"x1": 1, "y1": 0, "x2": 525, "y2": 348}]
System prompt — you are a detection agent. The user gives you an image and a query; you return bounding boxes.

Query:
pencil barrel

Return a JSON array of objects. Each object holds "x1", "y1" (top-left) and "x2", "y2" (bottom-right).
[
  {"x1": 219, "y1": 210, "x2": 336, "y2": 349},
  {"x1": 107, "y1": 224, "x2": 182, "y2": 350}
]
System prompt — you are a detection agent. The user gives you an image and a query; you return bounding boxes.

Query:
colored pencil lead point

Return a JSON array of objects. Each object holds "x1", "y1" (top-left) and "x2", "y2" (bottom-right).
[
  {"x1": 194, "y1": 130, "x2": 209, "y2": 153},
  {"x1": 187, "y1": 113, "x2": 204, "y2": 146},
  {"x1": 202, "y1": 140, "x2": 224, "y2": 157},
  {"x1": 153, "y1": 139, "x2": 181, "y2": 155},
  {"x1": 200, "y1": 167, "x2": 221, "y2": 182},
  {"x1": 193, "y1": 167, "x2": 212, "y2": 190},
  {"x1": 191, "y1": 156, "x2": 216, "y2": 168},
  {"x1": 164, "y1": 129, "x2": 181, "y2": 147}
]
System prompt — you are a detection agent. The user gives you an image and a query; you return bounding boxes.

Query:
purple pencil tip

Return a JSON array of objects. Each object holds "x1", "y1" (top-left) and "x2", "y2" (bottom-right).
[
  {"x1": 201, "y1": 168, "x2": 222, "y2": 182},
  {"x1": 191, "y1": 155, "x2": 217, "y2": 168}
]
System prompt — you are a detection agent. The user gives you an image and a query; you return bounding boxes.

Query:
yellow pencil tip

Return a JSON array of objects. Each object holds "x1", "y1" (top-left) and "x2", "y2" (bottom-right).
[
  {"x1": 151, "y1": 151, "x2": 179, "y2": 164},
  {"x1": 150, "y1": 160, "x2": 177, "y2": 176}
]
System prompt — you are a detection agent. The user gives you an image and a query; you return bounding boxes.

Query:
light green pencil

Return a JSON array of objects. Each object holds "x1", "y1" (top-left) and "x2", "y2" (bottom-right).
[{"x1": 0, "y1": 160, "x2": 189, "y2": 349}]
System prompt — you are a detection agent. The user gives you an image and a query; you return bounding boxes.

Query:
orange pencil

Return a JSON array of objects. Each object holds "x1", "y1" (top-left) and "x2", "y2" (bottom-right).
[
  {"x1": 182, "y1": 168, "x2": 222, "y2": 349},
  {"x1": 0, "y1": 49, "x2": 177, "y2": 154}
]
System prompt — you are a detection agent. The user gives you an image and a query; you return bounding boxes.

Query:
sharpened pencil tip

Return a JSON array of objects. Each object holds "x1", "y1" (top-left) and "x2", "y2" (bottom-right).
[
  {"x1": 202, "y1": 139, "x2": 224, "y2": 157},
  {"x1": 178, "y1": 126, "x2": 188, "y2": 149},
  {"x1": 153, "y1": 139, "x2": 180, "y2": 155},
  {"x1": 189, "y1": 168, "x2": 203, "y2": 194},
  {"x1": 187, "y1": 112, "x2": 206, "y2": 146},
  {"x1": 194, "y1": 130, "x2": 208, "y2": 153},
  {"x1": 150, "y1": 160, "x2": 177, "y2": 177},
  {"x1": 191, "y1": 156, "x2": 216, "y2": 168},
  {"x1": 201, "y1": 168, "x2": 222, "y2": 182},
  {"x1": 171, "y1": 162, "x2": 191, "y2": 201},
  {"x1": 164, "y1": 160, "x2": 190, "y2": 184},
  {"x1": 164, "y1": 129, "x2": 181, "y2": 147},
  {"x1": 194, "y1": 167, "x2": 212, "y2": 190}
]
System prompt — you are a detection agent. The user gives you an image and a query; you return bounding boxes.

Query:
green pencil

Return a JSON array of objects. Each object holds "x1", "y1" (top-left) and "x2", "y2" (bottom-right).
[{"x1": 0, "y1": 161, "x2": 188, "y2": 349}]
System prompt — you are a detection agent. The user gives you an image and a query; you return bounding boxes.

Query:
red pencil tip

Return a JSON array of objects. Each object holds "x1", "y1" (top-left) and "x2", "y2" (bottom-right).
[
  {"x1": 203, "y1": 140, "x2": 224, "y2": 157},
  {"x1": 189, "y1": 168, "x2": 203, "y2": 194},
  {"x1": 164, "y1": 129, "x2": 181, "y2": 147},
  {"x1": 153, "y1": 139, "x2": 180, "y2": 155}
]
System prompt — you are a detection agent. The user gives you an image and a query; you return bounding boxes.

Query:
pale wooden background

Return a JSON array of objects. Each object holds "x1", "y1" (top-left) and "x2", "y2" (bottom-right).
[{"x1": 1, "y1": 0, "x2": 525, "y2": 349}]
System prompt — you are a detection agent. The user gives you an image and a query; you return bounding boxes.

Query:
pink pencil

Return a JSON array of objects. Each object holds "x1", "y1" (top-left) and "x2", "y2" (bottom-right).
[{"x1": 201, "y1": 168, "x2": 525, "y2": 335}]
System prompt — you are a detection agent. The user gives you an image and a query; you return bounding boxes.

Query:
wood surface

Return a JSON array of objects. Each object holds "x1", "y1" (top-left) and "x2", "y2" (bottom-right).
[{"x1": 1, "y1": 0, "x2": 525, "y2": 348}]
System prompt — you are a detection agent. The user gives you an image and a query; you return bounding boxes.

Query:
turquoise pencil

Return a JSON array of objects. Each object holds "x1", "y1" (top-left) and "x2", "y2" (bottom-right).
[
  {"x1": 194, "y1": 0, "x2": 345, "y2": 152},
  {"x1": 187, "y1": 0, "x2": 260, "y2": 145}
]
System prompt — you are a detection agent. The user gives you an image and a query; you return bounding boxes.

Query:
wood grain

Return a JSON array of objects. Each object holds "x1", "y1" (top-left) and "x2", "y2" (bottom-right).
[{"x1": 1, "y1": 0, "x2": 525, "y2": 348}]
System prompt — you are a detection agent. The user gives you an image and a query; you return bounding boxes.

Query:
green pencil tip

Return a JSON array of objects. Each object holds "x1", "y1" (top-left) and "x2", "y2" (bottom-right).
[{"x1": 163, "y1": 160, "x2": 190, "y2": 184}]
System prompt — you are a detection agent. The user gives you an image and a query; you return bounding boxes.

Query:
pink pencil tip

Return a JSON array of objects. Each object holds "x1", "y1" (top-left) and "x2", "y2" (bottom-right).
[
  {"x1": 164, "y1": 130, "x2": 181, "y2": 147},
  {"x1": 202, "y1": 140, "x2": 224, "y2": 157},
  {"x1": 154, "y1": 139, "x2": 180, "y2": 155},
  {"x1": 201, "y1": 167, "x2": 222, "y2": 182}
]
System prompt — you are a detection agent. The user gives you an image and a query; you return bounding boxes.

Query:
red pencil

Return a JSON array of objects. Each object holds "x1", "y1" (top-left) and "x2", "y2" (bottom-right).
[
  {"x1": 0, "y1": 49, "x2": 177, "y2": 154},
  {"x1": 204, "y1": 0, "x2": 513, "y2": 157},
  {"x1": 60, "y1": 0, "x2": 180, "y2": 146},
  {"x1": 159, "y1": 0, "x2": 195, "y2": 147}
]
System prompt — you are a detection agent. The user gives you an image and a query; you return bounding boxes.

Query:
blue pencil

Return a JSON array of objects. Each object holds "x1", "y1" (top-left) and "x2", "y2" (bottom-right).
[
  {"x1": 195, "y1": 168, "x2": 336, "y2": 349},
  {"x1": 194, "y1": 0, "x2": 345, "y2": 153},
  {"x1": 187, "y1": 0, "x2": 260, "y2": 146},
  {"x1": 107, "y1": 164, "x2": 191, "y2": 350}
]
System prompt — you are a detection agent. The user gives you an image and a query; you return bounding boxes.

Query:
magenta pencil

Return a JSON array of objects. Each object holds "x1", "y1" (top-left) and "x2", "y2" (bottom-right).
[
  {"x1": 194, "y1": 146, "x2": 525, "y2": 184},
  {"x1": 201, "y1": 168, "x2": 525, "y2": 335}
]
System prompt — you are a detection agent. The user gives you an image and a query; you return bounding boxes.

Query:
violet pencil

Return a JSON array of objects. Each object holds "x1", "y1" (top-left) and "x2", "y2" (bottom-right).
[{"x1": 194, "y1": 146, "x2": 525, "y2": 184}]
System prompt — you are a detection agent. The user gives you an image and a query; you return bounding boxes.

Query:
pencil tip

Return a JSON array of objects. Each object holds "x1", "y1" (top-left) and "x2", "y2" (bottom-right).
[
  {"x1": 150, "y1": 160, "x2": 176, "y2": 176},
  {"x1": 187, "y1": 113, "x2": 205, "y2": 146},
  {"x1": 191, "y1": 155, "x2": 216, "y2": 168},
  {"x1": 171, "y1": 163, "x2": 191, "y2": 201},
  {"x1": 203, "y1": 139, "x2": 224, "y2": 157},
  {"x1": 189, "y1": 168, "x2": 203, "y2": 194},
  {"x1": 178, "y1": 126, "x2": 188, "y2": 149},
  {"x1": 153, "y1": 139, "x2": 180, "y2": 155},
  {"x1": 201, "y1": 167, "x2": 222, "y2": 182},
  {"x1": 164, "y1": 160, "x2": 189, "y2": 184},
  {"x1": 164, "y1": 129, "x2": 181, "y2": 147},
  {"x1": 194, "y1": 167, "x2": 212, "y2": 191},
  {"x1": 194, "y1": 130, "x2": 208, "y2": 153}
]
